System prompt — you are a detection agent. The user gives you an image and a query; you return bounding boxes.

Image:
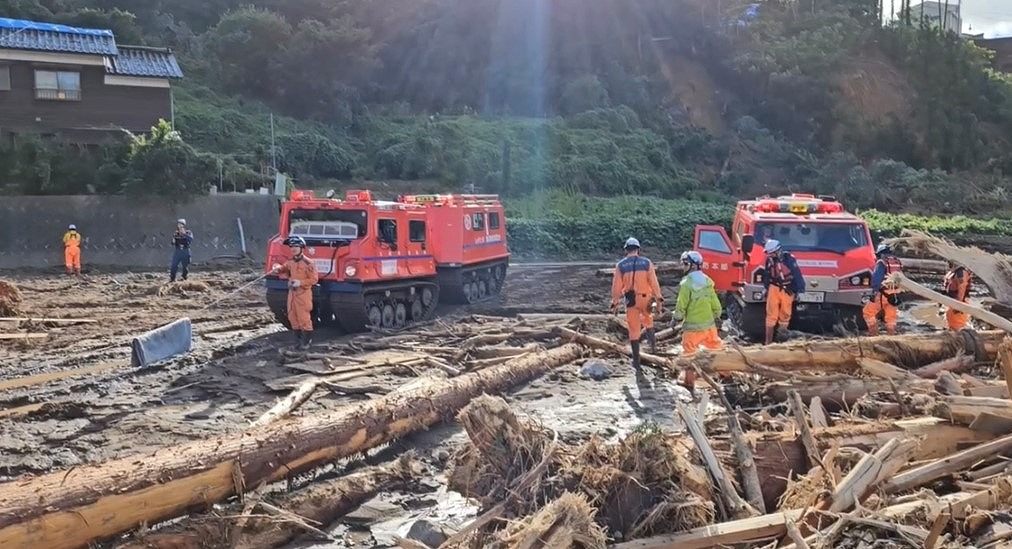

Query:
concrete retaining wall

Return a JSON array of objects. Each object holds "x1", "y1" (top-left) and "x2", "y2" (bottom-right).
[{"x1": 0, "y1": 195, "x2": 280, "y2": 269}]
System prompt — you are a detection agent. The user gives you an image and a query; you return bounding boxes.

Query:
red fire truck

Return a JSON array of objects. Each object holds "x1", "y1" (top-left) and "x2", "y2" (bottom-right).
[
  {"x1": 694, "y1": 193, "x2": 877, "y2": 339},
  {"x1": 264, "y1": 189, "x2": 510, "y2": 332}
]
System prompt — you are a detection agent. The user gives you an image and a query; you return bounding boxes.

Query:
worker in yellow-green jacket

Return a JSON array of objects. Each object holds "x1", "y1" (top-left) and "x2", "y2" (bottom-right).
[{"x1": 674, "y1": 250, "x2": 723, "y2": 393}]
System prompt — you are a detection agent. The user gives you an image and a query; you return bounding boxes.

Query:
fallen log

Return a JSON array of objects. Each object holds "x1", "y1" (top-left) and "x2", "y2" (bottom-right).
[
  {"x1": 912, "y1": 354, "x2": 975, "y2": 378},
  {"x1": 0, "y1": 344, "x2": 585, "y2": 549},
  {"x1": 677, "y1": 330, "x2": 1003, "y2": 374},
  {"x1": 610, "y1": 509, "x2": 805, "y2": 549},
  {"x1": 116, "y1": 456, "x2": 419, "y2": 549},
  {"x1": 887, "y1": 229, "x2": 1012, "y2": 308},
  {"x1": 0, "y1": 332, "x2": 47, "y2": 340},
  {"x1": 0, "y1": 317, "x2": 97, "y2": 324},
  {"x1": 764, "y1": 378, "x2": 929, "y2": 408},
  {"x1": 932, "y1": 395, "x2": 1012, "y2": 426},
  {"x1": 555, "y1": 327, "x2": 673, "y2": 369},
  {"x1": 891, "y1": 272, "x2": 1012, "y2": 332},
  {"x1": 885, "y1": 432, "x2": 1012, "y2": 494}
]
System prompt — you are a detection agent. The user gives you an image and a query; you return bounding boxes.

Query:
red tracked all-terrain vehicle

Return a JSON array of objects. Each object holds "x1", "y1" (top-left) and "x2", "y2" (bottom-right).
[
  {"x1": 264, "y1": 189, "x2": 510, "y2": 332},
  {"x1": 694, "y1": 193, "x2": 877, "y2": 340}
]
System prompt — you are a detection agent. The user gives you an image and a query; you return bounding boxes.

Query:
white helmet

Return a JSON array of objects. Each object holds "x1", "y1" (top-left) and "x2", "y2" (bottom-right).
[
  {"x1": 177, "y1": 218, "x2": 186, "y2": 226},
  {"x1": 624, "y1": 237, "x2": 641, "y2": 250},
  {"x1": 763, "y1": 239, "x2": 782, "y2": 254},
  {"x1": 681, "y1": 250, "x2": 703, "y2": 266},
  {"x1": 68, "y1": 224, "x2": 76, "y2": 230}
]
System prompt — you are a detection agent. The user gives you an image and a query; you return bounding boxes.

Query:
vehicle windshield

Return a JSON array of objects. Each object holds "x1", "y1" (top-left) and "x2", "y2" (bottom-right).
[
  {"x1": 287, "y1": 208, "x2": 367, "y2": 241},
  {"x1": 755, "y1": 222, "x2": 868, "y2": 254}
]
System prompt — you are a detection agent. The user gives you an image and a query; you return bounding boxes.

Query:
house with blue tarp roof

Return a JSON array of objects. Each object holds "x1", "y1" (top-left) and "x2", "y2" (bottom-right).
[{"x1": 0, "y1": 17, "x2": 183, "y2": 143}]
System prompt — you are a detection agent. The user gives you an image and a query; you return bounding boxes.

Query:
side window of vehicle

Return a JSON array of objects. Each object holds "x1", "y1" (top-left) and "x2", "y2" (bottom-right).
[
  {"x1": 378, "y1": 219, "x2": 398, "y2": 248},
  {"x1": 488, "y1": 212, "x2": 501, "y2": 230},
  {"x1": 698, "y1": 229, "x2": 732, "y2": 254},
  {"x1": 409, "y1": 220, "x2": 426, "y2": 243},
  {"x1": 472, "y1": 213, "x2": 485, "y2": 231}
]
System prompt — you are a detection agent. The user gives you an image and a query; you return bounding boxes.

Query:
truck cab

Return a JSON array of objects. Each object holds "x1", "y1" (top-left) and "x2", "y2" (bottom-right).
[{"x1": 694, "y1": 193, "x2": 876, "y2": 339}]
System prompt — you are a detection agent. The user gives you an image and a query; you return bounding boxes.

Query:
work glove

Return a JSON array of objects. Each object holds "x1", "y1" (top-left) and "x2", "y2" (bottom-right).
[
  {"x1": 289, "y1": 279, "x2": 301, "y2": 289},
  {"x1": 271, "y1": 263, "x2": 282, "y2": 273}
]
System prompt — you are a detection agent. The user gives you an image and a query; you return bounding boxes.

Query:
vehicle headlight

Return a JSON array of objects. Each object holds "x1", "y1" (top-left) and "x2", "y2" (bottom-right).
[
  {"x1": 851, "y1": 276, "x2": 861, "y2": 285},
  {"x1": 344, "y1": 264, "x2": 357, "y2": 277}
]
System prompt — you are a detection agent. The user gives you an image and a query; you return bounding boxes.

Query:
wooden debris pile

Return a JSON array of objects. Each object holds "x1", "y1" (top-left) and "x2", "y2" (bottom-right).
[
  {"x1": 531, "y1": 322, "x2": 1012, "y2": 548},
  {"x1": 445, "y1": 395, "x2": 714, "y2": 547}
]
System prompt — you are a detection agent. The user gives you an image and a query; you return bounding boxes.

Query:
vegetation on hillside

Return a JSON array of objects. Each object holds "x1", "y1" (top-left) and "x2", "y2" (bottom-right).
[{"x1": 1, "y1": 0, "x2": 1011, "y2": 218}]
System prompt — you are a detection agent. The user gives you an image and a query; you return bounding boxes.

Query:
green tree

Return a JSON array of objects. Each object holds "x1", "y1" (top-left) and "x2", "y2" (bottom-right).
[
  {"x1": 275, "y1": 17, "x2": 378, "y2": 121},
  {"x1": 204, "y1": 7, "x2": 292, "y2": 100},
  {"x1": 123, "y1": 120, "x2": 213, "y2": 195}
]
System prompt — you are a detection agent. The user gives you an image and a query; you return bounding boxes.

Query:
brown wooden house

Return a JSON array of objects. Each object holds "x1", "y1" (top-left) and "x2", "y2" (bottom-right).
[{"x1": 0, "y1": 17, "x2": 183, "y2": 144}]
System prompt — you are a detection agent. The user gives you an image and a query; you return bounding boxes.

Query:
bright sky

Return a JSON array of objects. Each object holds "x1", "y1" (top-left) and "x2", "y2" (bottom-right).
[{"x1": 961, "y1": 0, "x2": 1012, "y2": 37}]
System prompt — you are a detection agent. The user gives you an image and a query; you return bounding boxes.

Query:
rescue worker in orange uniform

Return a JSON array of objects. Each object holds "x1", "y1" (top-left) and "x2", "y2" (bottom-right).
[
  {"x1": 63, "y1": 224, "x2": 82, "y2": 276},
  {"x1": 941, "y1": 261, "x2": 972, "y2": 331},
  {"x1": 863, "y1": 243, "x2": 903, "y2": 336},
  {"x1": 271, "y1": 236, "x2": 320, "y2": 350},
  {"x1": 674, "y1": 250, "x2": 723, "y2": 392},
  {"x1": 762, "y1": 239, "x2": 805, "y2": 345},
  {"x1": 610, "y1": 237, "x2": 664, "y2": 371}
]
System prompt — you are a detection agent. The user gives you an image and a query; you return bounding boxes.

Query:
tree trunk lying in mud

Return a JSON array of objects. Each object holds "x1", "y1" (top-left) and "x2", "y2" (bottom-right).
[
  {"x1": 676, "y1": 330, "x2": 1003, "y2": 374},
  {"x1": 117, "y1": 456, "x2": 419, "y2": 549},
  {"x1": 0, "y1": 344, "x2": 584, "y2": 549}
]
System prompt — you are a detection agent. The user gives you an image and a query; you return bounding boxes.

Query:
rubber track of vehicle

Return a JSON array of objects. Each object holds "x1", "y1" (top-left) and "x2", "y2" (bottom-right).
[
  {"x1": 330, "y1": 280, "x2": 441, "y2": 333},
  {"x1": 438, "y1": 259, "x2": 509, "y2": 304}
]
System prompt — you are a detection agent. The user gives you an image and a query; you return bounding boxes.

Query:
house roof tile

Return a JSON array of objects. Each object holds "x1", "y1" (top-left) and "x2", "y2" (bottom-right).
[
  {"x1": 0, "y1": 17, "x2": 117, "y2": 55},
  {"x1": 105, "y1": 46, "x2": 184, "y2": 79}
]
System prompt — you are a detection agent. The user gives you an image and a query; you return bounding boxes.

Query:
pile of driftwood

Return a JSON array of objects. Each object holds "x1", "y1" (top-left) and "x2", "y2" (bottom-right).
[
  {"x1": 5, "y1": 232, "x2": 1012, "y2": 549},
  {"x1": 411, "y1": 320, "x2": 1006, "y2": 549}
]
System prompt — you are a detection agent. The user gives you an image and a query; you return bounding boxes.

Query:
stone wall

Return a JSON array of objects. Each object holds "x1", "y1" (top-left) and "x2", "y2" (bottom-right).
[{"x1": 0, "y1": 194, "x2": 280, "y2": 269}]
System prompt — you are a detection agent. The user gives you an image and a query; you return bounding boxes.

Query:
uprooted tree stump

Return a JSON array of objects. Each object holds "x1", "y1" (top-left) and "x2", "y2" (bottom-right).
[{"x1": 448, "y1": 395, "x2": 715, "y2": 543}]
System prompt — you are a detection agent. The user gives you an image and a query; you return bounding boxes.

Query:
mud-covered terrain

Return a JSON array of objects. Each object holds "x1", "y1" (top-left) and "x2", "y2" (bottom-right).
[{"x1": 0, "y1": 263, "x2": 966, "y2": 548}]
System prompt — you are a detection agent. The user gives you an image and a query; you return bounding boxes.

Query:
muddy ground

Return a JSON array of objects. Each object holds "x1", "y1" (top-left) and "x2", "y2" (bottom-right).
[{"x1": 0, "y1": 263, "x2": 963, "y2": 548}]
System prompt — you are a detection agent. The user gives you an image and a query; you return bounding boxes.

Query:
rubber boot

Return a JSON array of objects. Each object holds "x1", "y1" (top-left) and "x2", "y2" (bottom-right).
[
  {"x1": 292, "y1": 330, "x2": 302, "y2": 348},
  {"x1": 644, "y1": 328, "x2": 657, "y2": 354},
  {"x1": 682, "y1": 368, "x2": 696, "y2": 395},
  {"x1": 300, "y1": 331, "x2": 313, "y2": 350},
  {"x1": 764, "y1": 325, "x2": 775, "y2": 345},
  {"x1": 630, "y1": 340, "x2": 642, "y2": 371}
]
